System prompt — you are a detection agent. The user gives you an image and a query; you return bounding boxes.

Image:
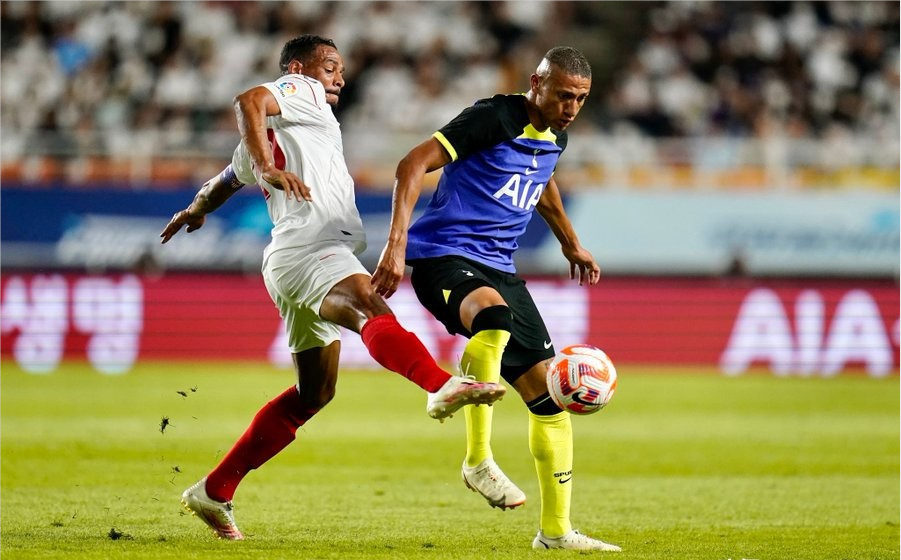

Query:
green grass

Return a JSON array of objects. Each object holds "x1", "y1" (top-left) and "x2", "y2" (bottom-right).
[{"x1": 1, "y1": 360, "x2": 898, "y2": 559}]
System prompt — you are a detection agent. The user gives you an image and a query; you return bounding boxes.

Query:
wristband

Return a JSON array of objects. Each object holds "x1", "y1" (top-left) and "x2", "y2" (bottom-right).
[{"x1": 222, "y1": 165, "x2": 244, "y2": 190}]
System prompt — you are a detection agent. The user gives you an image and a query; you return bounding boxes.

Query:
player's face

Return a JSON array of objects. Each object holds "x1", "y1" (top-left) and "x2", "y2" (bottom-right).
[
  {"x1": 532, "y1": 66, "x2": 591, "y2": 131},
  {"x1": 301, "y1": 45, "x2": 346, "y2": 106}
]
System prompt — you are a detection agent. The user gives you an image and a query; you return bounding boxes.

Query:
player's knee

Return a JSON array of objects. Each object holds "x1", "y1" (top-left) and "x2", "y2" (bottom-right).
[
  {"x1": 300, "y1": 387, "x2": 334, "y2": 410},
  {"x1": 296, "y1": 381, "x2": 336, "y2": 410},
  {"x1": 471, "y1": 305, "x2": 512, "y2": 334},
  {"x1": 503, "y1": 359, "x2": 551, "y2": 396},
  {"x1": 349, "y1": 290, "x2": 392, "y2": 324},
  {"x1": 366, "y1": 291, "x2": 393, "y2": 316}
]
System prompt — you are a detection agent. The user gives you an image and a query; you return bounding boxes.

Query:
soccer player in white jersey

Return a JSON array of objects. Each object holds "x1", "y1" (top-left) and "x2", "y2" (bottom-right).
[
  {"x1": 372, "y1": 47, "x2": 620, "y2": 552},
  {"x1": 160, "y1": 35, "x2": 505, "y2": 541}
]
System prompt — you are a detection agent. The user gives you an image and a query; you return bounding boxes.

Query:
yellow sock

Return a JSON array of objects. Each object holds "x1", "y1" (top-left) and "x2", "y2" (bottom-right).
[
  {"x1": 529, "y1": 411, "x2": 573, "y2": 537},
  {"x1": 461, "y1": 329, "x2": 510, "y2": 468}
]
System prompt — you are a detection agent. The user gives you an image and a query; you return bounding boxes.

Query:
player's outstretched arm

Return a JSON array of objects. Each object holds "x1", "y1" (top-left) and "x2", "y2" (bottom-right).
[
  {"x1": 372, "y1": 138, "x2": 451, "y2": 298},
  {"x1": 160, "y1": 165, "x2": 244, "y2": 244},
  {"x1": 536, "y1": 176, "x2": 601, "y2": 286}
]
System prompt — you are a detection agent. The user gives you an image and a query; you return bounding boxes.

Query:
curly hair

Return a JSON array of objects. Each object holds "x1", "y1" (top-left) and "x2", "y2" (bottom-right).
[{"x1": 278, "y1": 35, "x2": 338, "y2": 74}]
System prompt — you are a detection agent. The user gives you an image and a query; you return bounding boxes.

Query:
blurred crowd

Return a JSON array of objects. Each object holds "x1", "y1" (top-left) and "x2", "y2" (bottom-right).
[
  {"x1": 1, "y1": 0, "x2": 898, "y2": 183},
  {"x1": 604, "y1": 1, "x2": 899, "y2": 144}
]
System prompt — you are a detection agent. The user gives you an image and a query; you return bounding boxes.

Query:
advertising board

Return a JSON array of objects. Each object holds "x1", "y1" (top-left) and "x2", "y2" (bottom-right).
[{"x1": 2, "y1": 273, "x2": 896, "y2": 377}]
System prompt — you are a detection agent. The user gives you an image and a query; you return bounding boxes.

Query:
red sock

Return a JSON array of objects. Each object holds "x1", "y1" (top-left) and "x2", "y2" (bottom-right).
[
  {"x1": 205, "y1": 386, "x2": 317, "y2": 502},
  {"x1": 361, "y1": 314, "x2": 451, "y2": 392}
]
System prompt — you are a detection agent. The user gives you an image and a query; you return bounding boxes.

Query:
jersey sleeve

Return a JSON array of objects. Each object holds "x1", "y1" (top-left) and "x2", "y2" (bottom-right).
[
  {"x1": 231, "y1": 141, "x2": 257, "y2": 185},
  {"x1": 262, "y1": 74, "x2": 327, "y2": 123},
  {"x1": 433, "y1": 96, "x2": 513, "y2": 162}
]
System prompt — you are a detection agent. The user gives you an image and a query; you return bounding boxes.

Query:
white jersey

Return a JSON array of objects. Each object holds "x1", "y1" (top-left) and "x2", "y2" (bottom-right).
[{"x1": 231, "y1": 73, "x2": 366, "y2": 256}]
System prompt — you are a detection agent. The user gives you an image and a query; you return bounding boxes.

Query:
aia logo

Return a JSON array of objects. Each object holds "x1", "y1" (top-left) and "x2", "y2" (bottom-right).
[
  {"x1": 720, "y1": 288, "x2": 899, "y2": 376},
  {"x1": 492, "y1": 174, "x2": 544, "y2": 210}
]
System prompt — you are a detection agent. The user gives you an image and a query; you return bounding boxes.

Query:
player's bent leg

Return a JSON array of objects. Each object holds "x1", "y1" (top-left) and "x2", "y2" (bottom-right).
[
  {"x1": 455, "y1": 306, "x2": 526, "y2": 506},
  {"x1": 361, "y1": 313, "x2": 451, "y2": 392},
  {"x1": 360, "y1": 312, "x2": 506, "y2": 413},
  {"x1": 204, "y1": 347, "x2": 336, "y2": 505},
  {"x1": 320, "y1": 270, "x2": 445, "y2": 391},
  {"x1": 460, "y1": 306, "x2": 512, "y2": 466},
  {"x1": 186, "y1": 347, "x2": 338, "y2": 539},
  {"x1": 358, "y1": 313, "x2": 507, "y2": 419},
  {"x1": 203, "y1": 384, "x2": 321, "y2": 504}
]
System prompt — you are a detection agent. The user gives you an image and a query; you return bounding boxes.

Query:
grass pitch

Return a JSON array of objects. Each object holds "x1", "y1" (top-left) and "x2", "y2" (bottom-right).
[{"x1": 1, "y1": 360, "x2": 898, "y2": 560}]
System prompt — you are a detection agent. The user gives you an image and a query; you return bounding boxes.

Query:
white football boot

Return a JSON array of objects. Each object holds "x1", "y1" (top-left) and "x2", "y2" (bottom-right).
[
  {"x1": 181, "y1": 478, "x2": 244, "y2": 540},
  {"x1": 461, "y1": 458, "x2": 526, "y2": 510},
  {"x1": 426, "y1": 376, "x2": 505, "y2": 421},
  {"x1": 532, "y1": 529, "x2": 621, "y2": 552}
]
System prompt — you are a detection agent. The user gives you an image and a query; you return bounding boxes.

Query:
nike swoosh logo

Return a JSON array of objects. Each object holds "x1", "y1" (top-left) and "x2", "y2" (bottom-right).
[
  {"x1": 558, "y1": 477, "x2": 572, "y2": 484},
  {"x1": 543, "y1": 340, "x2": 552, "y2": 349},
  {"x1": 572, "y1": 393, "x2": 596, "y2": 405},
  {"x1": 524, "y1": 168, "x2": 539, "y2": 175}
]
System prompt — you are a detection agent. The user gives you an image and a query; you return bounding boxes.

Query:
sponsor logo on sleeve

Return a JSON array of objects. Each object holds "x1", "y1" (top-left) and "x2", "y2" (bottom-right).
[{"x1": 276, "y1": 81, "x2": 297, "y2": 97}]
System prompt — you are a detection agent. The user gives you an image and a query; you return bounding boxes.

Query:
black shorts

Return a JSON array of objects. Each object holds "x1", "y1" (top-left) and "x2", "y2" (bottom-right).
[{"x1": 408, "y1": 255, "x2": 555, "y2": 383}]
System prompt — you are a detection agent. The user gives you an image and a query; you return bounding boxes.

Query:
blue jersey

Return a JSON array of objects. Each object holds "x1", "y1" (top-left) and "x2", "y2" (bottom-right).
[{"x1": 406, "y1": 94, "x2": 567, "y2": 273}]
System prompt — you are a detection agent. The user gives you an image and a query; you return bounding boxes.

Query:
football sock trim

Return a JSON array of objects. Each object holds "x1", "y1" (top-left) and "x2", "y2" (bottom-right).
[{"x1": 526, "y1": 391, "x2": 564, "y2": 416}]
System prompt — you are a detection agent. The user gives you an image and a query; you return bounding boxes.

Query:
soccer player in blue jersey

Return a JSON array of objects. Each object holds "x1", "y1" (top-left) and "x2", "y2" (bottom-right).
[{"x1": 371, "y1": 46, "x2": 620, "y2": 552}]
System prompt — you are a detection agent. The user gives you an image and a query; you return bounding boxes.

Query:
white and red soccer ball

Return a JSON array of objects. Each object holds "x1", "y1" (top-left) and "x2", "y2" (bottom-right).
[{"x1": 547, "y1": 344, "x2": 618, "y2": 415}]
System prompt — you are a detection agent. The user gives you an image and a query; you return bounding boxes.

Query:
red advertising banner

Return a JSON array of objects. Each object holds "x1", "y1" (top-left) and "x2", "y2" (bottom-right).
[
  {"x1": 1, "y1": 273, "x2": 897, "y2": 377},
  {"x1": 589, "y1": 277, "x2": 899, "y2": 376}
]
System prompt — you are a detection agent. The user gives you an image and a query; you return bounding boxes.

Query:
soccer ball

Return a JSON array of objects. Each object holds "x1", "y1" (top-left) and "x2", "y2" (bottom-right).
[{"x1": 546, "y1": 344, "x2": 617, "y2": 415}]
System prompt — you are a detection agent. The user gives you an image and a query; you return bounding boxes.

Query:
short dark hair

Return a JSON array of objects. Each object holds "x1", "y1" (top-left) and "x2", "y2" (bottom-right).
[
  {"x1": 279, "y1": 35, "x2": 337, "y2": 74},
  {"x1": 542, "y1": 46, "x2": 592, "y2": 79}
]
